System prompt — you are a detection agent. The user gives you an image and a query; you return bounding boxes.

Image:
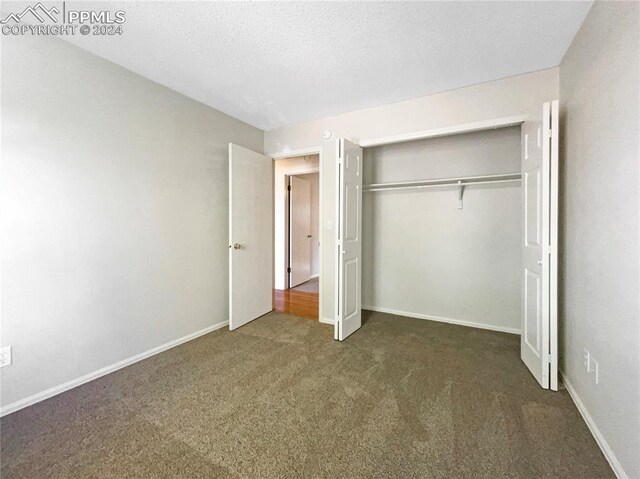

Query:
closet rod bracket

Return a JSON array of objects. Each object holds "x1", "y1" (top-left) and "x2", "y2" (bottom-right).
[{"x1": 457, "y1": 180, "x2": 464, "y2": 210}]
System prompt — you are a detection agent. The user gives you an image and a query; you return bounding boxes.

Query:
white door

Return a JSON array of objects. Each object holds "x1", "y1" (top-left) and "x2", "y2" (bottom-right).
[
  {"x1": 289, "y1": 176, "x2": 312, "y2": 288},
  {"x1": 229, "y1": 143, "x2": 273, "y2": 330},
  {"x1": 521, "y1": 101, "x2": 559, "y2": 390},
  {"x1": 335, "y1": 139, "x2": 363, "y2": 341}
]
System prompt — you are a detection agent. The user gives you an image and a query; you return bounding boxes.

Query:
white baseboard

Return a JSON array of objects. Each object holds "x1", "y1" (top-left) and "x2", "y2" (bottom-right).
[
  {"x1": 310, "y1": 274, "x2": 319, "y2": 279},
  {"x1": 319, "y1": 317, "x2": 334, "y2": 325},
  {"x1": 362, "y1": 305, "x2": 520, "y2": 335},
  {"x1": 561, "y1": 372, "x2": 629, "y2": 479},
  {"x1": 0, "y1": 320, "x2": 229, "y2": 417}
]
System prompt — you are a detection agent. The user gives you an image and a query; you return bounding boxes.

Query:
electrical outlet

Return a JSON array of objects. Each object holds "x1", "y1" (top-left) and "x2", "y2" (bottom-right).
[
  {"x1": 583, "y1": 349, "x2": 590, "y2": 371},
  {"x1": 0, "y1": 346, "x2": 11, "y2": 367},
  {"x1": 583, "y1": 349, "x2": 600, "y2": 385}
]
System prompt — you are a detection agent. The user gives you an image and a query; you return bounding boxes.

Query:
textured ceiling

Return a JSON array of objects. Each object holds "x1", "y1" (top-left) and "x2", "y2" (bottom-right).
[{"x1": 4, "y1": 1, "x2": 592, "y2": 130}]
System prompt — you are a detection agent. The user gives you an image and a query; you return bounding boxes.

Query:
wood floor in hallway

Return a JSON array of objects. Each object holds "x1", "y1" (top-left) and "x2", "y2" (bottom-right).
[{"x1": 273, "y1": 283, "x2": 318, "y2": 320}]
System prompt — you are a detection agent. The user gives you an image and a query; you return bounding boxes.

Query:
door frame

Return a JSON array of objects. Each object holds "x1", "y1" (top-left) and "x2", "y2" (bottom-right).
[{"x1": 272, "y1": 147, "x2": 323, "y2": 320}]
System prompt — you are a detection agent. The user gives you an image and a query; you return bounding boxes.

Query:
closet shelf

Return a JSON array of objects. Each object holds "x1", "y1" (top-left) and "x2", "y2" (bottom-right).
[{"x1": 363, "y1": 172, "x2": 522, "y2": 192}]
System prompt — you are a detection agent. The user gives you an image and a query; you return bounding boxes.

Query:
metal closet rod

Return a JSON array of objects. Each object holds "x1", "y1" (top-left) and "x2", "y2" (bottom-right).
[{"x1": 363, "y1": 172, "x2": 522, "y2": 192}]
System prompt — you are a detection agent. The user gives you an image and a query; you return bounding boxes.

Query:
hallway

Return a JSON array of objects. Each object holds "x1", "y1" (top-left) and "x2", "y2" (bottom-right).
[
  {"x1": 273, "y1": 278, "x2": 319, "y2": 320},
  {"x1": 291, "y1": 277, "x2": 319, "y2": 293}
]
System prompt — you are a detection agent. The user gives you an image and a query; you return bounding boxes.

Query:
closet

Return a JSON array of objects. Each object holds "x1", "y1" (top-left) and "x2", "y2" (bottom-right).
[
  {"x1": 362, "y1": 127, "x2": 522, "y2": 334},
  {"x1": 334, "y1": 101, "x2": 559, "y2": 390}
]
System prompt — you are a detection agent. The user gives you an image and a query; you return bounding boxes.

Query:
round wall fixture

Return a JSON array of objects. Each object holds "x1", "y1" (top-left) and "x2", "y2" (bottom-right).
[{"x1": 322, "y1": 129, "x2": 333, "y2": 140}]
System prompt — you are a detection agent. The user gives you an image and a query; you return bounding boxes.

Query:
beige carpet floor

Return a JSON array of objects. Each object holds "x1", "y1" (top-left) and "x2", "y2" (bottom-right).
[{"x1": 1, "y1": 311, "x2": 614, "y2": 478}]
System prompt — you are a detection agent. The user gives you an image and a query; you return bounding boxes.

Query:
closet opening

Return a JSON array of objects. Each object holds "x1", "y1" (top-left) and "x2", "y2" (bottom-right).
[
  {"x1": 361, "y1": 126, "x2": 523, "y2": 335},
  {"x1": 334, "y1": 102, "x2": 559, "y2": 390}
]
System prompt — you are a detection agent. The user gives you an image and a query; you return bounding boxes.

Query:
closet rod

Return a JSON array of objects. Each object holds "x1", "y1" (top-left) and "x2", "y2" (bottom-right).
[
  {"x1": 363, "y1": 172, "x2": 521, "y2": 192},
  {"x1": 364, "y1": 177, "x2": 521, "y2": 192}
]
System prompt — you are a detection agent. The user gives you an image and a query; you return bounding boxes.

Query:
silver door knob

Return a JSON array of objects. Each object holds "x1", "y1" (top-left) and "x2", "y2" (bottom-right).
[{"x1": 538, "y1": 260, "x2": 543, "y2": 265}]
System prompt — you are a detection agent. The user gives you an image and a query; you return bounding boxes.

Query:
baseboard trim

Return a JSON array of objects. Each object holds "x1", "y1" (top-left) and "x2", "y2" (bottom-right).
[
  {"x1": 310, "y1": 274, "x2": 319, "y2": 279},
  {"x1": 319, "y1": 317, "x2": 335, "y2": 325},
  {"x1": 362, "y1": 305, "x2": 520, "y2": 335},
  {"x1": 0, "y1": 320, "x2": 229, "y2": 417},
  {"x1": 560, "y1": 372, "x2": 628, "y2": 479}
]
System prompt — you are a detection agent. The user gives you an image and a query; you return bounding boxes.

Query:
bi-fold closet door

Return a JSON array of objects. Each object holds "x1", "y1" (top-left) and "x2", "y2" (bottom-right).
[
  {"x1": 521, "y1": 101, "x2": 559, "y2": 390},
  {"x1": 334, "y1": 101, "x2": 559, "y2": 391},
  {"x1": 335, "y1": 138, "x2": 363, "y2": 341}
]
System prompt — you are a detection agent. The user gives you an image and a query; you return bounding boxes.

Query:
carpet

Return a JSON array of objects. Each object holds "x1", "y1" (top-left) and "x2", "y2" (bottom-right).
[{"x1": 1, "y1": 310, "x2": 614, "y2": 478}]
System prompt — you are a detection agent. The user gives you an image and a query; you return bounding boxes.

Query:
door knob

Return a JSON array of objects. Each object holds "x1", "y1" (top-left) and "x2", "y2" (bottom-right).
[
  {"x1": 307, "y1": 234, "x2": 312, "y2": 238},
  {"x1": 538, "y1": 260, "x2": 543, "y2": 265},
  {"x1": 232, "y1": 243, "x2": 241, "y2": 250}
]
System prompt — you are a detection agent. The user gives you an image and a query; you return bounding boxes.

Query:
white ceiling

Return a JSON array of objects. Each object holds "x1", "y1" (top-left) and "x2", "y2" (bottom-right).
[{"x1": 8, "y1": 1, "x2": 592, "y2": 130}]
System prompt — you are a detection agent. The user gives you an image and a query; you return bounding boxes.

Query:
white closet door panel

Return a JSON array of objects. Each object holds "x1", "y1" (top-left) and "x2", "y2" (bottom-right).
[
  {"x1": 336, "y1": 138, "x2": 363, "y2": 341},
  {"x1": 549, "y1": 100, "x2": 559, "y2": 391},
  {"x1": 521, "y1": 101, "x2": 558, "y2": 390}
]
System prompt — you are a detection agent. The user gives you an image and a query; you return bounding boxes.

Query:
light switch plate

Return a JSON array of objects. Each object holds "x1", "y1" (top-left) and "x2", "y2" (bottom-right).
[{"x1": 0, "y1": 346, "x2": 12, "y2": 367}]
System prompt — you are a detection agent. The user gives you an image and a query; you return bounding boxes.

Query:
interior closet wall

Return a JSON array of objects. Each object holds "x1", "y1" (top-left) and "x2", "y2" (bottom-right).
[{"x1": 362, "y1": 127, "x2": 521, "y2": 332}]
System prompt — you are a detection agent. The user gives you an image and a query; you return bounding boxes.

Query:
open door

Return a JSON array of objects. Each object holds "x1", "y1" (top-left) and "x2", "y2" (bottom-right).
[
  {"x1": 229, "y1": 143, "x2": 273, "y2": 330},
  {"x1": 289, "y1": 175, "x2": 312, "y2": 288},
  {"x1": 521, "y1": 101, "x2": 559, "y2": 390},
  {"x1": 335, "y1": 139, "x2": 363, "y2": 341}
]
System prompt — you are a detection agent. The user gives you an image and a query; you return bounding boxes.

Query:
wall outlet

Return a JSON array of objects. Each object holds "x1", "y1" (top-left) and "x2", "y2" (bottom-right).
[
  {"x1": 582, "y1": 348, "x2": 599, "y2": 385},
  {"x1": 0, "y1": 346, "x2": 11, "y2": 367},
  {"x1": 583, "y1": 349, "x2": 590, "y2": 370},
  {"x1": 591, "y1": 358, "x2": 599, "y2": 384}
]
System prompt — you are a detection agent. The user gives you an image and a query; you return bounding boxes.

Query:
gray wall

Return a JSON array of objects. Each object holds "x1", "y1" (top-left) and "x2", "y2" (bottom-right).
[
  {"x1": 362, "y1": 127, "x2": 521, "y2": 332},
  {"x1": 559, "y1": 2, "x2": 639, "y2": 477},
  {"x1": 1, "y1": 35, "x2": 263, "y2": 409},
  {"x1": 265, "y1": 68, "x2": 559, "y2": 323}
]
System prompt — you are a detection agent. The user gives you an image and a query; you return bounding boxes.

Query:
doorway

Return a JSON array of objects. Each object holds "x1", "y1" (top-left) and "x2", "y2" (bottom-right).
[
  {"x1": 289, "y1": 173, "x2": 319, "y2": 289},
  {"x1": 272, "y1": 155, "x2": 321, "y2": 320}
]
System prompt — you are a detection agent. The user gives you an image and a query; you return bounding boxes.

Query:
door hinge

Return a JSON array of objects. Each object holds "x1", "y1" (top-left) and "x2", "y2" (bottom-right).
[
  {"x1": 547, "y1": 129, "x2": 553, "y2": 138},
  {"x1": 287, "y1": 184, "x2": 291, "y2": 191},
  {"x1": 287, "y1": 267, "x2": 291, "y2": 273}
]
